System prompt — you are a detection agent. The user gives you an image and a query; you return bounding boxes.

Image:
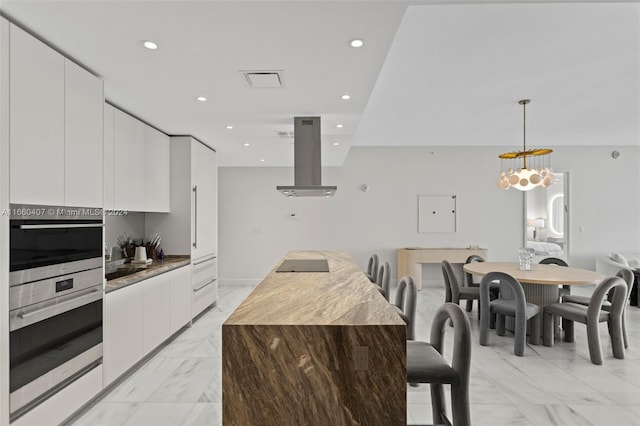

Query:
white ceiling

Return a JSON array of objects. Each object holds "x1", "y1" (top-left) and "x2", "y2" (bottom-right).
[{"x1": 1, "y1": 1, "x2": 638, "y2": 168}]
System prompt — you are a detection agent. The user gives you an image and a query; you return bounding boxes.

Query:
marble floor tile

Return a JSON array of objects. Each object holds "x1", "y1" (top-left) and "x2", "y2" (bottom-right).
[
  {"x1": 147, "y1": 358, "x2": 217, "y2": 403},
  {"x1": 68, "y1": 283, "x2": 640, "y2": 426},
  {"x1": 122, "y1": 402, "x2": 196, "y2": 426},
  {"x1": 103, "y1": 357, "x2": 185, "y2": 402},
  {"x1": 182, "y1": 403, "x2": 222, "y2": 426},
  {"x1": 566, "y1": 403, "x2": 640, "y2": 426},
  {"x1": 70, "y1": 402, "x2": 142, "y2": 426}
]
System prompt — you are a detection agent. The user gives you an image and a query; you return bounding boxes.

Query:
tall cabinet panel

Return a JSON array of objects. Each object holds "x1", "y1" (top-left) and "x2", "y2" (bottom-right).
[
  {"x1": 9, "y1": 24, "x2": 65, "y2": 205},
  {"x1": 103, "y1": 104, "x2": 115, "y2": 210},
  {"x1": 191, "y1": 140, "x2": 218, "y2": 260},
  {"x1": 113, "y1": 108, "x2": 145, "y2": 211},
  {"x1": 144, "y1": 126, "x2": 170, "y2": 212},
  {"x1": 64, "y1": 59, "x2": 104, "y2": 208},
  {"x1": 145, "y1": 136, "x2": 218, "y2": 317}
]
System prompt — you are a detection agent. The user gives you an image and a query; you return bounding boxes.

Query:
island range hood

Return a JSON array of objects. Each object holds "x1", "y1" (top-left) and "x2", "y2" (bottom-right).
[{"x1": 276, "y1": 116, "x2": 337, "y2": 197}]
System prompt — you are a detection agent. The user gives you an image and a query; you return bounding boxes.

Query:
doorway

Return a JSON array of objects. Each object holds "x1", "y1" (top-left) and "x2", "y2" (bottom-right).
[{"x1": 524, "y1": 172, "x2": 570, "y2": 262}]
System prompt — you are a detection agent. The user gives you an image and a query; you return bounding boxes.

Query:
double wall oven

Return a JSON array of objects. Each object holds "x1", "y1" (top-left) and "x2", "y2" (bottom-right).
[{"x1": 9, "y1": 204, "x2": 104, "y2": 421}]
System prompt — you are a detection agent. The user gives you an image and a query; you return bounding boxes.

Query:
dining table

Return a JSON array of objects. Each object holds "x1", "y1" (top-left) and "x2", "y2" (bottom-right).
[{"x1": 462, "y1": 261, "x2": 605, "y2": 345}]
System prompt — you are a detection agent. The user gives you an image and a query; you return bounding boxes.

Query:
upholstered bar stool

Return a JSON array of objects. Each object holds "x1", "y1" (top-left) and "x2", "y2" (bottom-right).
[
  {"x1": 407, "y1": 303, "x2": 472, "y2": 426},
  {"x1": 393, "y1": 275, "x2": 416, "y2": 339},
  {"x1": 366, "y1": 254, "x2": 379, "y2": 282},
  {"x1": 376, "y1": 261, "x2": 391, "y2": 301}
]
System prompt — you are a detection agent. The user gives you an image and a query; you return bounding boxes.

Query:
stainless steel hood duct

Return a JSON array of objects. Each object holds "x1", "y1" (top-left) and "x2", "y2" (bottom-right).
[{"x1": 276, "y1": 116, "x2": 337, "y2": 197}]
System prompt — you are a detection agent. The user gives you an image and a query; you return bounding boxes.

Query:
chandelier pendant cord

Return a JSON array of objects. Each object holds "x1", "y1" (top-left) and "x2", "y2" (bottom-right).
[{"x1": 522, "y1": 100, "x2": 527, "y2": 169}]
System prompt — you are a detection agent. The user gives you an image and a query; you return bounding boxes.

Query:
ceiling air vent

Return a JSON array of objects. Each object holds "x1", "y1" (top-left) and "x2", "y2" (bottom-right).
[{"x1": 240, "y1": 70, "x2": 285, "y2": 88}]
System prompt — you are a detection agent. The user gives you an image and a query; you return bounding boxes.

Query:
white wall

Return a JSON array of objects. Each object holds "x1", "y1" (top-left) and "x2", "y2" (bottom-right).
[
  {"x1": 219, "y1": 145, "x2": 640, "y2": 287},
  {"x1": 104, "y1": 212, "x2": 145, "y2": 251}
]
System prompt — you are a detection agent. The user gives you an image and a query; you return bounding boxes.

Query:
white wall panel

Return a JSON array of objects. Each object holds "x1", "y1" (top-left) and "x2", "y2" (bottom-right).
[{"x1": 218, "y1": 146, "x2": 640, "y2": 287}]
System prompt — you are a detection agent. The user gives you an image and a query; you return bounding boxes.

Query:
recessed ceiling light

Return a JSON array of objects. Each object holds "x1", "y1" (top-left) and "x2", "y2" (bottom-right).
[
  {"x1": 196, "y1": 96, "x2": 207, "y2": 102},
  {"x1": 226, "y1": 125, "x2": 234, "y2": 130},
  {"x1": 333, "y1": 142, "x2": 340, "y2": 146},
  {"x1": 336, "y1": 124, "x2": 343, "y2": 128},
  {"x1": 341, "y1": 94, "x2": 351, "y2": 100},
  {"x1": 260, "y1": 159, "x2": 265, "y2": 162},
  {"x1": 142, "y1": 40, "x2": 158, "y2": 50},
  {"x1": 350, "y1": 39, "x2": 364, "y2": 48},
  {"x1": 243, "y1": 143, "x2": 250, "y2": 147}
]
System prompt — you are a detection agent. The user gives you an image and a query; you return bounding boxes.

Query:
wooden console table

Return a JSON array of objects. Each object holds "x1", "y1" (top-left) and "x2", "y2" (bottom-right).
[
  {"x1": 223, "y1": 250, "x2": 406, "y2": 425},
  {"x1": 397, "y1": 247, "x2": 488, "y2": 290}
]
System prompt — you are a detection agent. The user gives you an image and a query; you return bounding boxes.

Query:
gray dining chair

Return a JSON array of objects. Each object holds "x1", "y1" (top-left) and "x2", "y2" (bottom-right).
[
  {"x1": 464, "y1": 255, "x2": 499, "y2": 321},
  {"x1": 561, "y1": 269, "x2": 634, "y2": 349},
  {"x1": 479, "y1": 272, "x2": 540, "y2": 356},
  {"x1": 366, "y1": 253, "x2": 379, "y2": 283},
  {"x1": 539, "y1": 257, "x2": 570, "y2": 298},
  {"x1": 442, "y1": 260, "x2": 480, "y2": 319},
  {"x1": 543, "y1": 276, "x2": 627, "y2": 365},
  {"x1": 393, "y1": 275, "x2": 416, "y2": 339},
  {"x1": 407, "y1": 302, "x2": 471, "y2": 426}
]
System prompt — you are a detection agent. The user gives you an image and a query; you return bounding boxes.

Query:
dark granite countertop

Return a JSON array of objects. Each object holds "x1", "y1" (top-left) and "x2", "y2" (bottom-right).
[{"x1": 105, "y1": 255, "x2": 191, "y2": 293}]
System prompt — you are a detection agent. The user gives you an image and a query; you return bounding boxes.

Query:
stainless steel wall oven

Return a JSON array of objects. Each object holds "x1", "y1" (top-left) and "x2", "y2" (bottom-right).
[{"x1": 8, "y1": 204, "x2": 104, "y2": 421}]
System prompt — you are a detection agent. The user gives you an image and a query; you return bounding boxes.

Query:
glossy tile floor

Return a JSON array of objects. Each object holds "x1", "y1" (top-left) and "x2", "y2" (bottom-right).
[{"x1": 69, "y1": 283, "x2": 640, "y2": 426}]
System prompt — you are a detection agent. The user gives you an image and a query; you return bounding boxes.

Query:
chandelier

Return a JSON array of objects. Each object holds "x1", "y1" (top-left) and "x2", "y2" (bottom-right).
[{"x1": 497, "y1": 99, "x2": 554, "y2": 191}]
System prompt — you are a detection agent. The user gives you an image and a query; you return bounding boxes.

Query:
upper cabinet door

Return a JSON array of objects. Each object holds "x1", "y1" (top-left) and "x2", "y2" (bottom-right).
[
  {"x1": 9, "y1": 24, "x2": 65, "y2": 205},
  {"x1": 191, "y1": 141, "x2": 217, "y2": 258},
  {"x1": 113, "y1": 108, "x2": 145, "y2": 211},
  {"x1": 144, "y1": 125, "x2": 170, "y2": 212},
  {"x1": 64, "y1": 59, "x2": 104, "y2": 208}
]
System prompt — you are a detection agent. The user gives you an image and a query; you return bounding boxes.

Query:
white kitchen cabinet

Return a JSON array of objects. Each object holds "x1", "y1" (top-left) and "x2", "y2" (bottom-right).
[
  {"x1": 141, "y1": 272, "x2": 172, "y2": 355},
  {"x1": 9, "y1": 23, "x2": 104, "y2": 207},
  {"x1": 103, "y1": 104, "x2": 115, "y2": 209},
  {"x1": 9, "y1": 23, "x2": 65, "y2": 206},
  {"x1": 192, "y1": 255, "x2": 218, "y2": 318},
  {"x1": 170, "y1": 266, "x2": 192, "y2": 334},
  {"x1": 104, "y1": 283, "x2": 144, "y2": 386},
  {"x1": 111, "y1": 106, "x2": 170, "y2": 213},
  {"x1": 113, "y1": 108, "x2": 145, "y2": 211},
  {"x1": 145, "y1": 136, "x2": 218, "y2": 315},
  {"x1": 144, "y1": 125, "x2": 170, "y2": 212},
  {"x1": 64, "y1": 59, "x2": 104, "y2": 208},
  {"x1": 104, "y1": 266, "x2": 192, "y2": 386},
  {"x1": 145, "y1": 136, "x2": 217, "y2": 259}
]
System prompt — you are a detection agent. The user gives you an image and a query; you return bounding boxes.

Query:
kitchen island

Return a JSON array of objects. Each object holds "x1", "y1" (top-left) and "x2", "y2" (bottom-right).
[{"x1": 222, "y1": 250, "x2": 406, "y2": 426}]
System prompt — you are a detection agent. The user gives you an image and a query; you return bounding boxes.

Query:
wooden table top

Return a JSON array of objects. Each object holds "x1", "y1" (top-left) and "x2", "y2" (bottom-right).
[{"x1": 463, "y1": 261, "x2": 605, "y2": 286}]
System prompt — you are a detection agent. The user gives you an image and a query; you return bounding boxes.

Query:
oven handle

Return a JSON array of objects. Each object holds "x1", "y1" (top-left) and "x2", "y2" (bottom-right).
[
  {"x1": 19, "y1": 223, "x2": 104, "y2": 230},
  {"x1": 12, "y1": 287, "x2": 102, "y2": 330}
]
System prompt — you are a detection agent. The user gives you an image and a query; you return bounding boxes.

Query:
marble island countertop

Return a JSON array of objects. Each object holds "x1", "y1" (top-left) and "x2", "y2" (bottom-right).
[
  {"x1": 105, "y1": 255, "x2": 191, "y2": 293},
  {"x1": 222, "y1": 250, "x2": 406, "y2": 425},
  {"x1": 224, "y1": 250, "x2": 405, "y2": 326}
]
